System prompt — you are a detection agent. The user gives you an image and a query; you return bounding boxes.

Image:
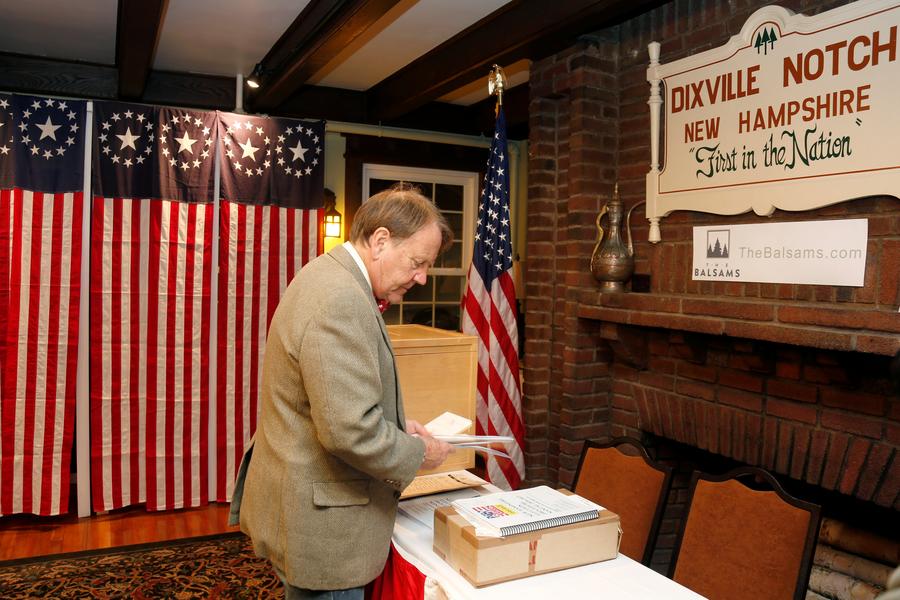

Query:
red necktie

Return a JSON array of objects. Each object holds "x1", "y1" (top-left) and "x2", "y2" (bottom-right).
[{"x1": 376, "y1": 297, "x2": 390, "y2": 314}]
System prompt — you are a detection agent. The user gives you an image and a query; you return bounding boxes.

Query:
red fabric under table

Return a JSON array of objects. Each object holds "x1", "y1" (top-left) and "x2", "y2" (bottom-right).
[{"x1": 366, "y1": 543, "x2": 426, "y2": 600}]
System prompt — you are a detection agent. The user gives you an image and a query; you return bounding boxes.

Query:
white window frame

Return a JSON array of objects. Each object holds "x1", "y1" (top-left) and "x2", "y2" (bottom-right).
[{"x1": 362, "y1": 163, "x2": 478, "y2": 276}]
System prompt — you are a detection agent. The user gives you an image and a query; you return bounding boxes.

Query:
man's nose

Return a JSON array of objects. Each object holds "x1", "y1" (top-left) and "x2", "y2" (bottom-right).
[{"x1": 413, "y1": 269, "x2": 428, "y2": 285}]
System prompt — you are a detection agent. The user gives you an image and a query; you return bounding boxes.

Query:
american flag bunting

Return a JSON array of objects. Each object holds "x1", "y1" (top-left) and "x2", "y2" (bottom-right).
[
  {"x1": 215, "y1": 112, "x2": 323, "y2": 501},
  {"x1": 91, "y1": 101, "x2": 215, "y2": 512},
  {"x1": 0, "y1": 93, "x2": 86, "y2": 516}
]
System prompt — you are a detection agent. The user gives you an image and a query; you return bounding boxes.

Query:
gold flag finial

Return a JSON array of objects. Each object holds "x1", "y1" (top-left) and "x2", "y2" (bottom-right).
[{"x1": 488, "y1": 65, "x2": 507, "y2": 114}]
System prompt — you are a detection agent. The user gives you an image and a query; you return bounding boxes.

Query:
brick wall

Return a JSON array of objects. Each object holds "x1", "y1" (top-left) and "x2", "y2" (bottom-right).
[
  {"x1": 523, "y1": 0, "x2": 900, "y2": 516},
  {"x1": 610, "y1": 330, "x2": 899, "y2": 500}
]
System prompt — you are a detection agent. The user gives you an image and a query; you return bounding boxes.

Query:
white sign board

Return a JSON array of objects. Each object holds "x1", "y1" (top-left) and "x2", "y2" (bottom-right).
[
  {"x1": 692, "y1": 219, "x2": 868, "y2": 285},
  {"x1": 646, "y1": 0, "x2": 900, "y2": 241}
]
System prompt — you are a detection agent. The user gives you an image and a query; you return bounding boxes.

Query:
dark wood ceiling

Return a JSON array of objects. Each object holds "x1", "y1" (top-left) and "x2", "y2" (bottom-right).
[{"x1": 0, "y1": 0, "x2": 665, "y2": 140}]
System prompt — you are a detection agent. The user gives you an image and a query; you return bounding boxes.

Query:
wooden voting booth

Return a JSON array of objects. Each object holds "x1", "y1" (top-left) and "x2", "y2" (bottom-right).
[{"x1": 387, "y1": 325, "x2": 477, "y2": 475}]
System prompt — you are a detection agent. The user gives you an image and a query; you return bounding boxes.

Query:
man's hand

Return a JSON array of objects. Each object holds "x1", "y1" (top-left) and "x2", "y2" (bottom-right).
[
  {"x1": 405, "y1": 419, "x2": 454, "y2": 470},
  {"x1": 421, "y1": 435, "x2": 454, "y2": 470},
  {"x1": 405, "y1": 419, "x2": 430, "y2": 437}
]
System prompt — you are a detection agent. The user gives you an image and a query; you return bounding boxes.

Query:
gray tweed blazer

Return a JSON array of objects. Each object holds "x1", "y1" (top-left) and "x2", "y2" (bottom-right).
[{"x1": 233, "y1": 244, "x2": 425, "y2": 590}]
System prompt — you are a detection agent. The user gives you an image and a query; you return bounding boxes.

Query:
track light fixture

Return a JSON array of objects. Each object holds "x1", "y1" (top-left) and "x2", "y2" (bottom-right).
[{"x1": 246, "y1": 63, "x2": 264, "y2": 89}]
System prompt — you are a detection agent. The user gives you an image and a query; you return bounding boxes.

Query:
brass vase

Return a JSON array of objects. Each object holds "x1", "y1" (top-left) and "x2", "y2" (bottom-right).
[{"x1": 590, "y1": 185, "x2": 635, "y2": 292}]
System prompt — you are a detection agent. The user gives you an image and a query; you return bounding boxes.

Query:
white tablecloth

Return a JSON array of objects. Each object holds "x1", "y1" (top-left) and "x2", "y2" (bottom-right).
[{"x1": 392, "y1": 488, "x2": 707, "y2": 600}]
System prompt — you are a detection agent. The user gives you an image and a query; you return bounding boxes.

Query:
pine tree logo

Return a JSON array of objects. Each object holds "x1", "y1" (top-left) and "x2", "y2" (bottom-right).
[
  {"x1": 754, "y1": 27, "x2": 778, "y2": 55},
  {"x1": 707, "y1": 230, "x2": 730, "y2": 259}
]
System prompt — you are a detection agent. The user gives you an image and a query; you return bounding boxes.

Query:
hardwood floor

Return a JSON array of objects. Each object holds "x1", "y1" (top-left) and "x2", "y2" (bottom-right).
[{"x1": 0, "y1": 503, "x2": 238, "y2": 561}]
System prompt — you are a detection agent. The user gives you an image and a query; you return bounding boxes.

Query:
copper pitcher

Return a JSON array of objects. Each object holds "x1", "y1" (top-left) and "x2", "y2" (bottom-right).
[{"x1": 590, "y1": 184, "x2": 641, "y2": 292}]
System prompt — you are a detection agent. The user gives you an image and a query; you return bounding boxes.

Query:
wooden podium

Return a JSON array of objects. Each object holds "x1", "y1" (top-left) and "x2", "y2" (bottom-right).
[{"x1": 387, "y1": 324, "x2": 477, "y2": 475}]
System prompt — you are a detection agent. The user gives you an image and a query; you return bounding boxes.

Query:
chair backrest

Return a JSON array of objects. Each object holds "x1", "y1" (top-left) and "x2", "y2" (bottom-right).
[
  {"x1": 670, "y1": 466, "x2": 821, "y2": 600},
  {"x1": 573, "y1": 437, "x2": 673, "y2": 564}
]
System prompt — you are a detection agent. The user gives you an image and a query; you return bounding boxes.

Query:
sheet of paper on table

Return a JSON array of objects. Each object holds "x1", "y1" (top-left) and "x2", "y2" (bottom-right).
[
  {"x1": 398, "y1": 486, "x2": 482, "y2": 528},
  {"x1": 400, "y1": 469, "x2": 488, "y2": 500}
]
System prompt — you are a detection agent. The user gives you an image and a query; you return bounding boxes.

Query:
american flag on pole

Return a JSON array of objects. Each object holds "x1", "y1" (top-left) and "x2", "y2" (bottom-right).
[
  {"x1": 215, "y1": 112, "x2": 323, "y2": 501},
  {"x1": 0, "y1": 93, "x2": 86, "y2": 516},
  {"x1": 461, "y1": 108, "x2": 525, "y2": 490},
  {"x1": 91, "y1": 101, "x2": 216, "y2": 511}
]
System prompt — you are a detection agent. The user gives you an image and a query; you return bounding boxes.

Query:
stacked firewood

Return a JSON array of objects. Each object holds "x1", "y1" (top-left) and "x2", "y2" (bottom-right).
[{"x1": 806, "y1": 518, "x2": 899, "y2": 600}]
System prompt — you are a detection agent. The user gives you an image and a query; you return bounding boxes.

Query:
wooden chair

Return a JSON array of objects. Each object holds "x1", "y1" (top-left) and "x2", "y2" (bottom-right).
[
  {"x1": 573, "y1": 437, "x2": 673, "y2": 564},
  {"x1": 670, "y1": 466, "x2": 821, "y2": 600}
]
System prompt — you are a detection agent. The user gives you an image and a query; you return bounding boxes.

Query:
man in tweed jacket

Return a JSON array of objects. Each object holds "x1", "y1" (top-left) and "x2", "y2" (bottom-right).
[{"x1": 233, "y1": 185, "x2": 455, "y2": 598}]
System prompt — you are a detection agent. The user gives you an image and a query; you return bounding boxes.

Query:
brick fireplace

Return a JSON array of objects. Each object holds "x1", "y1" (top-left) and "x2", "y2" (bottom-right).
[{"x1": 521, "y1": 0, "x2": 900, "y2": 586}]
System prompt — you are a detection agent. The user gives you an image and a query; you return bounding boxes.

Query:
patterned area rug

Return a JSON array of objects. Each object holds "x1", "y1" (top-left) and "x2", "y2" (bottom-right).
[{"x1": 0, "y1": 532, "x2": 281, "y2": 599}]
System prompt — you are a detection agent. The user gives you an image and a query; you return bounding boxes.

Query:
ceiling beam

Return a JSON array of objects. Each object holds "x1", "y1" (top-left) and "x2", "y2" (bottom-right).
[
  {"x1": 141, "y1": 70, "x2": 236, "y2": 110},
  {"x1": 0, "y1": 52, "x2": 234, "y2": 110},
  {"x1": 388, "y1": 83, "x2": 530, "y2": 138},
  {"x1": 0, "y1": 53, "x2": 117, "y2": 99},
  {"x1": 366, "y1": 0, "x2": 664, "y2": 121},
  {"x1": 249, "y1": 0, "x2": 403, "y2": 113},
  {"x1": 116, "y1": 0, "x2": 169, "y2": 99},
  {"x1": 0, "y1": 52, "x2": 525, "y2": 138},
  {"x1": 276, "y1": 85, "x2": 368, "y2": 123},
  {"x1": 276, "y1": 85, "x2": 532, "y2": 139}
]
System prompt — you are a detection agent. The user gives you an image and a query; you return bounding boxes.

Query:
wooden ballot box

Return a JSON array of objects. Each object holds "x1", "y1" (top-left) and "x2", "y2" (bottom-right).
[{"x1": 387, "y1": 324, "x2": 477, "y2": 475}]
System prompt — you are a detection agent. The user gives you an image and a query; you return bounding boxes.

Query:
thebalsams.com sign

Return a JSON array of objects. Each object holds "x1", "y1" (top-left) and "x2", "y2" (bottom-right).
[
  {"x1": 645, "y1": 0, "x2": 900, "y2": 241},
  {"x1": 691, "y1": 219, "x2": 868, "y2": 286}
]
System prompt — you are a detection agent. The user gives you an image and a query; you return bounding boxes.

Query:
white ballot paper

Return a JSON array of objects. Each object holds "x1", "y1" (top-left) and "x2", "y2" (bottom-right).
[{"x1": 398, "y1": 487, "x2": 482, "y2": 529}]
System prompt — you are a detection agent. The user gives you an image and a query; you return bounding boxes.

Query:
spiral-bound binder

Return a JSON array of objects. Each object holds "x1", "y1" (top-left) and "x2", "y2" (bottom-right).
[
  {"x1": 499, "y1": 509, "x2": 599, "y2": 536},
  {"x1": 451, "y1": 485, "x2": 603, "y2": 538}
]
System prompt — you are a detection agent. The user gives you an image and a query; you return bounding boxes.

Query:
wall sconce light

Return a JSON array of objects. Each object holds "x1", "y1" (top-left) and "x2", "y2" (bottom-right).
[
  {"x1": 246, "y1": 63, "x2": 264, "y2": 89},
  {"x1": 324, "y1": 208, "x2": 342, "y2": 238}
]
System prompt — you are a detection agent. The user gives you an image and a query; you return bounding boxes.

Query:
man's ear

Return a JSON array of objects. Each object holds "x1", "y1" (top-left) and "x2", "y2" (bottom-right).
[{"x1": 369, "y1": 227, "x2": 391, "y2": 258}]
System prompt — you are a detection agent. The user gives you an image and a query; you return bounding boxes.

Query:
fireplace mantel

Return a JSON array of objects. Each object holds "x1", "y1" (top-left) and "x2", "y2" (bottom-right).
[{"x1": 577, "y1": 290, "x2": 900, "y2": 356}]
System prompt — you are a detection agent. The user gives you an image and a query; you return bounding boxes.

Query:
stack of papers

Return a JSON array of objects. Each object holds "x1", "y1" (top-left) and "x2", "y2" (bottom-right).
[
  {"x1": 425, "y1": 411, "x2": 515, "y2": 460},
  {"x1": 432, "y1": 434, "x2": 515, "y2": 460}
]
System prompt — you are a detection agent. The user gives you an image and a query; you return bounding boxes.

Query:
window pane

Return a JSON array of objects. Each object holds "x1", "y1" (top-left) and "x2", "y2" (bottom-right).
[
  {"x1": 433, "y1": 304, "x2": 461, "y2": 330},
  {"x1": 435, "y1": 184, "x2": 463, "y2": 211},
  {"x1": 404, "y1": 304, "x2": 460, "y2": 330},
  {"x1": 437, "y1": 240, "x2": 462, "y2": 269},
  {"x1": 435, "y1": 275, "x2": 465, "y2": 301},
  {"x1": 403, "y1": 304, "x2": 433, "y2": 326},
  {"x1": 370, "y1": 178, "x2": 395, "y2": 196},
  {"x1": 403, "y1": 279, "x2": 433, "y2": 303},
  {"x1": 444, "y1": 212, "x2": 463, "y2": 238}
]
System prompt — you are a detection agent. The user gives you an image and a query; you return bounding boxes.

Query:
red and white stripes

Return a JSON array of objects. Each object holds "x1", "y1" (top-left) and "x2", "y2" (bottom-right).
[
  {"x1": 89, "y1": 196, "x2": 213, "y2": 512},
  {"x1": 462, "y1": 264, "x2": 525, "y2": 491},
  {"x1": 214, "y1": 201, "x2": 321, "y2": 501},
  {"x1": 0, "y1": 189, "x2": 83, "y2": 516}
]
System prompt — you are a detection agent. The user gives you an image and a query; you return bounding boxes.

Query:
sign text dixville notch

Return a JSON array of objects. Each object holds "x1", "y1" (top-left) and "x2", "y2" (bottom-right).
[{"x1": 645, "y1": 0, "x2": 900, "y2": 242}]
